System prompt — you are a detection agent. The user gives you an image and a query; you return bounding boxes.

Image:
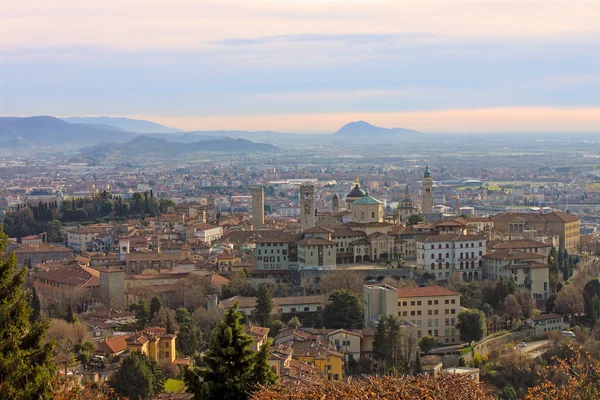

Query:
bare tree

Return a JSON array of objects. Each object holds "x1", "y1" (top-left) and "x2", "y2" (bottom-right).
[
  {"x1": 181, "y1": 274, "x2": 214, "y2": 310},
  {"x1": 500, "y1": 294, "x2": 523, "y2": 325},
  {"x1": 399, "y1": 325, "x2": 419, "y2": 374},
  {"x1": 554, "y1": 284, "x2": 584, "y2": 320},
  {"x1": 319, "y1": 270, "x2": 365, "y2": 298},
  {"x1": 515, "y1": 289, "x2": 537, "y2": 319}
]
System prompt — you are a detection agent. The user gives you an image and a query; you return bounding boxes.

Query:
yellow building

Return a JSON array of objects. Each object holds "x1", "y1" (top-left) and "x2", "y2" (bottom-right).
[
  {"x1": 491, "y1": 211, "x2": 580, "y2": 254},
  {"x1": 125, "y1": 327, "x2": 177, "y2": 364},
  {"x1": 363, "y1": 284, "x2": 461, "y2": 344},
  {"x1": 291, "y1": 341, "x2": 344, "y2": 380}
]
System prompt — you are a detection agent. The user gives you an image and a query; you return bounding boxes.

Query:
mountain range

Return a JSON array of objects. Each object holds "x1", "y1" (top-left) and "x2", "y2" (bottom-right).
[
  {"x1": 0, "y1": 116, "x2": 420, "y2": 151},
  {"x1": 81, "y1": 135, "x2": 279, "y2": 156}
]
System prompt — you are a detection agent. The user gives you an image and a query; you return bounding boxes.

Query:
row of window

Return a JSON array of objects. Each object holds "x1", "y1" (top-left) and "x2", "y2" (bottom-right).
[
  {"x1": 429, "y1": 251, "x2": 482, "y2": 259},
  {"x1": 416, "y1": 328, "x2": 457, "y2": 339},
  {"x1": 257, "y1": 256, "x2": 287, "y2": 262},
  {"x1": 400, "y1": 299, "x2": 456, "y2": 306},
  {"x1": 426, "y1": 242, "x2": 483, "y2": 249},
  {"x1": 257, "y1": 249, "x2": 288, "y2": 255}
]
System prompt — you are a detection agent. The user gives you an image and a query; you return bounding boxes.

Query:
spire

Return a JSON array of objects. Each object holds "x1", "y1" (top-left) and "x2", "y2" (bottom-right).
[
  {"x1": 404, "y1": 184, "x2": 411, "y2": 200},
  {"x1": 355, "y1": 177, "x2": 360, "y2": 185},
  {"x1": 424, "y1": 165, "x2": 431, "y2": 178}
]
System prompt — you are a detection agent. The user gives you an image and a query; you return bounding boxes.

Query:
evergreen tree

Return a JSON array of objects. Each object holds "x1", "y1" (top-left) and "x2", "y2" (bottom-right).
[
  {"x1": 149, "y1": 296, "x2": 163, "y2": 322},
  {"x1": 255, "y1": 284, "x2": 273, "y2": 327},
  {"x1": 457, "y1": 309, "x2": 487, "y2": 343},
  {"x1": 250, "y1": 340, "x2": 277, "y2": 387},
  {"x1": 0, "y1": 227, "x2": 55, "y2": 398},
  {"x1": 110, "y1": 351, "x2": 164, "y2": 400},
  {"x1": 30, "y1": 286, "x2": 41, "y2": 323},
  {"x1": 184, "y1": 303, "x2": 275, "y2": 400},
  {"x1": 65, "y1": 303, "x2": 76, "y2": 323},
  {"x1": 322, "y1": 290, "x2": 363, "y2": 329},
  {"x1": 166, "y1": 313, "x2": 174, "y2": 334},
  {"x1": 557, "y1": 248, "x2": 564, "y2": 275},
  {"x1": 130, "y1": 300, "x2": 150, "y2": 329},
  {"x1": 414, "y1": 351, "x2": 423, "y2": 375},
  {"x1": 372, "y1": 317, "x2": 387, "y2": 365}
]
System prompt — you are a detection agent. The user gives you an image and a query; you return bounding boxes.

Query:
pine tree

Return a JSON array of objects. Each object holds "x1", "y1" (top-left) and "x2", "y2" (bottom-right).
[
  {"x1": 149, "y1": 296, "x2": 163, "y2": 322},
  {"x1": 166, "y1": 313, "x2": 174, "y2": 335},
  {"x1": 414, "y1": 351, "x2": 423, "y2": 375},
  {"x1": 372, "y1": 317, "x2": 387, "y2": 364},
  {"x1": 250, "y1": 340, "x2": 277, "y2": 387},
  {"x1": 110, "y1": 351, "x2": 164, "y2": 400},
  {"x1": 557, "y1": 248, "x2": 564, "y2": 275},
  {"x1": 0, "y1": 227, "x2": 55, "y2": 398},
  {"x1": 255, "y1": 284, "x2": 273, "y2": 327},
  {"x1": 184, "y1": 303, "x2": 274, "y2": 400},
  {"x1": 30, "y1": 286, "x2": 41, "y2": 323},
  {"x1": 65, "y1": 302, "x2": 76, "y2": 323}
]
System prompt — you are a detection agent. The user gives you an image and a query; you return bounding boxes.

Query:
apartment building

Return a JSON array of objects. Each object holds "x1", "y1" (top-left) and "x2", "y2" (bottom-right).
[
  {"x1": 364, "y1": 284, "x2": 461, "y2": 344},
  {"x1": 416, "y1": 234, "x2": 487, "y2": 281}
]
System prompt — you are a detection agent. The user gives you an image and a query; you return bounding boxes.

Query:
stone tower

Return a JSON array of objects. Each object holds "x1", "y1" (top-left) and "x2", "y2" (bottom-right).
[
  {"x1": 100, "y1": 269, "x2": 124, "y2": 309},
  {"x1": 332, "y1": 193, "x2": 339, "y2": 213},
  {"x1": 422, "y1": 166, "x2": 433, "y2": 214},
  {"x1": 251, "y1": 187, "x2": 265, "y2": 229},
  {"x1": 300, "y1": 185, "x2": 315, "y2": 230},
  {"x1": 207, "y1": 195, "x2": 217, "y2": 224}
]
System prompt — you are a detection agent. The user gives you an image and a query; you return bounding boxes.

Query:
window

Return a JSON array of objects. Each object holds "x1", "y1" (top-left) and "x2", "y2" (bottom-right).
[
  {"x1": 451, "y1": 318, "x2": 455, "y2": 325},
  {"x1": 445, "y1": 309, "x2": 449, "y2": 315},
  {"x1": 434, "y1": 300, "x2": 438, "y2": 305},
  {"x1": 445, "y1": 318, "x2": 449, "y2": 326},
  {"x1": 434, "y1": 310, "x2": 439, "y2": 315},
  {"x1": 411, "y1": 311, "x2": 415, "y2": 316},
  {"x1": 403, "y1": 301, "x2": 408, "y2": 306},
  {"x1": 434, "y1": 320, "x2": 439, "y2": 327},
  {"x1": 445, "y1": 299, "x2": 449, "y2": 304},
  {"x1": 451, "y1": 309, "x2": 456, "y2": 314},
  {"x1": 317, "y1": 306, "x2": 322, "y2": 311},
  {"x1": 428, "y1": 310, "x2": 432, "y2": 315},
  {"x1": 428, "y1": 330, "x2": 432, "y2": 335},
  {"x1": 428, "y1": 319, "x2": 432, "y2": 327},
  {"x1": 434, "y1": 330, "x2": 439, "y2": 336},
  {"x1": 451, "y1": 299, "x2": 456, "y2": 304},
  {"x1": 403, "y1": 311, "x2": 408, "y2": 316},
  {"x1": 417, "y1": 311, "x2": 422, "y2": 316},
  {"x1": 304, "y1": 307, "x2": 309, "y2": 312},
  {"x1": 417, "y1": 320, "x2": 422, "y2": 327},
  {"x1": 428, "y1": 300, "x2": 432, "y2": 305},
  {"x1": 417, "y1": 301, "x2": 422, "y2": 306},
  {"x1": 411, "y1": 301, "x2": 415, "y2": 306}
]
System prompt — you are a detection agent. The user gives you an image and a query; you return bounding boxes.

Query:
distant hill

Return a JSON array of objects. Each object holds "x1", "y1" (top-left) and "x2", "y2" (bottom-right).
[
  {"x1": 334, "y1": 121, "x2": 420, "y2": 137},
  {"x1": 0, "y1": 116, "x2": 137, "y2": 148},
  {"x1": 62, "y1": 116, "x2": 182, "y2": 134},
  {"x1": 81, "y1": 135, "x2": 279, "y2": 157}
]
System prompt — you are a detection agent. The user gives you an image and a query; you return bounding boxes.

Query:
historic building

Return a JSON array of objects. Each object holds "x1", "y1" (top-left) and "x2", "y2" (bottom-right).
[
  {"x1": 251, "y1": 187, "x2": 265, "y2": 229},
  {"x1": 300, "y1": 185, "x2": 316, "y2": 230},
  {"x1": 397, "y1": 185, "x2": 420, "y2": 222},
  {"x1": 422, "y1": 166, "x2": 434, "y2": 214}
]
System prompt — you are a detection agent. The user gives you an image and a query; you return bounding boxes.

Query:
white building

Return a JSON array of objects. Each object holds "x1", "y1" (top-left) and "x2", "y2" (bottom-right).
[
  {"x1": 416, "y1": 234, "x2": 487, "y2": 281},
  {"x1": 193, "y1": 224, "x2": 223, "y2": 244}
]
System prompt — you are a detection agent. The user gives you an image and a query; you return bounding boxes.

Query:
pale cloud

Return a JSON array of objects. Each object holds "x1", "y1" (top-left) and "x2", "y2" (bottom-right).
[
  {"x1": 131, "y1": 107, "x2": 600, "y2": 133},
  {"x1": 1, "y1": 0, "x2": 599, "y2": 50}
]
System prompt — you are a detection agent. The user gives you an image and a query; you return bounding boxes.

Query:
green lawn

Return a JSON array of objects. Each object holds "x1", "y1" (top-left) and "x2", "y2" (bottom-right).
[{"x1": 165, "y1": 379, "x2": 185, "y2": 393}]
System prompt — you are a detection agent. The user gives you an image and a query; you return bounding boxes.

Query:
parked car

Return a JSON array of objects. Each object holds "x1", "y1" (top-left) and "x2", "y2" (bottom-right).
[
  {"x1": 516, "y1": 342, "x2": 527, "y2": 348},
  {"x1": 561, "y1": 331, "x2": 576, "y2": 337}
]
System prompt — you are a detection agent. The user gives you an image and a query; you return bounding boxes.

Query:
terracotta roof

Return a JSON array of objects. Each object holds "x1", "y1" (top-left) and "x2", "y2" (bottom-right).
[
  {"x1": 504, "y1": 261, "x2": 551, "y2": 270},
  {"x1": 484, "y1": 249, "x2": 544, "y2": 261},
  {"x1": 542, "y1": 211, "x2": 579, "y2": 222},
  {"x1": 327, "y1": 329, "x2": 363, "y2": 338},
  {"x1": 245, "y1": 325, "x2": 270, "y2": 340},
  {"x1": 488, "y1": 239, "x2": 550, "y2": 250},
  {"x1": 291, "y1": 341, "x2": 343, "y2": 359},
  {"x1": 533, "y1": 313, "x2": 563, "y2": 321},
  {"x1": 419, "y1": 234, "x2": 485, "y2": 243},
  {"x1": 208, "y1": 274, "x2": 230, "y2": 288},
  {"x1": 96, "y1": 334, "x2": 132, "y2": 355},
  {"x1": 33, "y1": 264, "x2": 100, "y2": 287},
  {"x1": 297, "y1": 238, "x2": 336, "y2": 246},
  {"x1": 303, "y1": 227, "x2": 333, "y2": 234},
  {"x1": 397, "y1": 285, "x2": 459, "y2": 298}
]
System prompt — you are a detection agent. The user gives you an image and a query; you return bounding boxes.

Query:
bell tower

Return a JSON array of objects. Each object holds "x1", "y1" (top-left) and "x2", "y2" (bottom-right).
[
  {"x1": 300, "y1": 185, "x2": 315, "y2": 230},
  {"x1": 332, "y1": 193, "x2": 339, "y2": 213},
  {"x1": 207, "y1": 195, "x2": 217, "y2": 224},
  {"x1": 422, "y1": 166, "x2": 433, "y2": 214},
  {"x1": 251, "y1": 187, "x2": 265, "y2": 229}
]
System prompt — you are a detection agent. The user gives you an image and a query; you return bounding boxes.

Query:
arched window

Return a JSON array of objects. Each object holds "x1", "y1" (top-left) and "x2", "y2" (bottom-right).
[
  {"x1": 431, "y1": 263, "x2": 435, "y2": 270},
  {"x1": 471, "y1": 261, "x2": 475, "y2": 269},
  {"x1": 437, "y1": 272, "x2": 442, "y2": 278},
  {"x1": 479, "y1": 260, "x2": 483, "y2": 267},
  {"x1": 446, "y1": 262, "x2": 450, "y2": 268},
  {"x1": 460, "y1": 262, "x2": 464, "y2": 269},
  {"x1": 438, "y1": 262, "x2": 442, "y2": 269}
]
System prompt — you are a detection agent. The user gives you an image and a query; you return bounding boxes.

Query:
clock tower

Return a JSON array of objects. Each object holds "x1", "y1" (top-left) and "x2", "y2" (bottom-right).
[{"x1": 300, "y1": 184, "x2": 315, "y2": 230}]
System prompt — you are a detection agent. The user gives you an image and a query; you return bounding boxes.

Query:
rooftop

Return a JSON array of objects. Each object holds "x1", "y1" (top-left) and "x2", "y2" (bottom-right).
[{"x1": 397, "y1": 285, "x2": 459, "y2": 298}]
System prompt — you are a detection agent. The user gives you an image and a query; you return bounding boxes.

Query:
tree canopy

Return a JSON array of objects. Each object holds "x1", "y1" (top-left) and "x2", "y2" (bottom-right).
[
  {"x1": 0, "y1": 226, "x2": 55, "y2": 399},
  {"x1": 110, "y1": 351, "x2": 164, "y2": 400},
  {"x1": 322, "y1": 290, "x2": 363, "y2": 329},
  {"x1": 184, "y1": 303, "x2": 276, "y2": 400},
  {"x1": 457, "y1": 309, "x2": 487, "y2": 343}
]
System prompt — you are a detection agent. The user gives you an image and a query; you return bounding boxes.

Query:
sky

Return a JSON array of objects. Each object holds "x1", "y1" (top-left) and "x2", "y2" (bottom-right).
[{"x1": 1, "y1": 0, "x2": 599, "y2": 133}]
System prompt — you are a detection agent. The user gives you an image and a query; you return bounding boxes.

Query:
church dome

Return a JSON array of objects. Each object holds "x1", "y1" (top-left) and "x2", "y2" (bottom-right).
[{"x1": 347, "y1": 184, "x2": 366, "y2": 198}]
